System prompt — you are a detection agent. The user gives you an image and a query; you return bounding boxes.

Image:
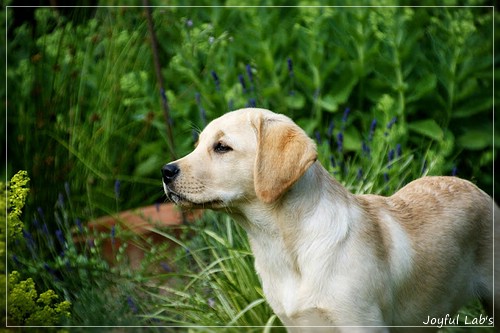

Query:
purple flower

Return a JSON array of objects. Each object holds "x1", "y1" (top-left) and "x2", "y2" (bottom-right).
[
  {"x1": 287, "y1": 58, "x2": 294, "y2": 76},
  {"x1": 314, "y1": 130, "x2": 322, "y2": 144},
  {"x1": 160, "y1": 262, "x2": 172, "y2": 272},
  {"x1": 114, "y1": 180, "x2": 121, "y2": 199},
  {"x1": 111, "y1": 225, "x2": 116, "y2": 246},
  {"x1": 337, "y1": 132, "x2": 343, "y2": 153},
  {"x1": 37, "y1": 207, "x2": 45, "y2": 221},
  {"x1": 42, "y1": 223, "x2": 49, "y2": 236},
  {"x1": 327, "y1": 120, "x2": 335, "y2": 138},
  {"x1": 342, "y1": 107, "x2": 350, "y2": 124},
  {"x1": 238, "y1": 74, "x2": 247, "y2": 93},
  {"x1": 357, "y1": 168, "x2": 363, "y2": 180},
  {"x1": 387, "y1": 116, "x2": 397, "y2": 130},
  {"x1": 211, "y1": 70, "x2": 220, "y2": 91},
  {"x1": 451, "y1": 166, "x2": 458, "y2": 176},
  {"x1": 383, "y1": 173, "x2": 389, "y2": 183},
  {"x1": 44, "y1": 263, "x2": 59, "y2": 281},
  {"x1": 330, "y1": 156, "x2": 336, "y2": 168},
  {"x1": 127, "y1": 296, "x2": 139, "y2": 314},
  {"x1": 362, "y1": 141, "x2": 371, "y2": 157},
  {"x1": 33, "y1": 218, "x2": 40, "y2": 230},
  {"x1": 368, "y1": 119, "x2": 377, "y2": 141},
  {"x1": 246, "y1": 64, "x2": 253, "y2": 83},
  {"x1": 75, "y1": 218, "x2": 83, "y2": 233},
  {"x1": 22, "y1": 230, "x2": 35, "y2": 249},
  {"x1": 12, "y1": 255, "x2": 21, "y2": 266},
  {"x1": 247, "y1": 98, "x2": 256, "y2": 108},
  {"x1": 396, "y1": 143, "x2": 402, "y2": 157},
  {"x1": 55, "y1": 229, "x2": 65, "y2": 245},
  {"x1": 387, "y1": 149, "x2": 396, "y2": 169},
  {"x1": 160, "y1": 88, "x2": 168, "y2": 105}
]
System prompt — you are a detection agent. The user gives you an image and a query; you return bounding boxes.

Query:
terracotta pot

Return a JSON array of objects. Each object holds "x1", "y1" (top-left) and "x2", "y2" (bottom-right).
[{"x1": 74, "y1": 203, "x2": 202, "y2": 269}]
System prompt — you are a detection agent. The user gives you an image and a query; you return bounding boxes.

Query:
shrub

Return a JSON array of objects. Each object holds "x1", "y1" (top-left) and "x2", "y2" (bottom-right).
[
  {"x1": 8, "y1": 271, "x2": 71, "y2": 326},
  {"x1": 4, "y1": 171, "x2": 72, "y2": 326}
]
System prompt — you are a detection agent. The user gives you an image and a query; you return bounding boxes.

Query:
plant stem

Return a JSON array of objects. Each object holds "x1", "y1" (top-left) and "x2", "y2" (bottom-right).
[{"x1": 143, "y1": 2, "x2": 177, "y2": 160}]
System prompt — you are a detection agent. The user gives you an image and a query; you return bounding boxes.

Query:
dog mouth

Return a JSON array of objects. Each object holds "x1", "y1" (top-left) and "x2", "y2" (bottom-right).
[{"x1": 164, "y1": 184, "x2": 225, "y2": 208}]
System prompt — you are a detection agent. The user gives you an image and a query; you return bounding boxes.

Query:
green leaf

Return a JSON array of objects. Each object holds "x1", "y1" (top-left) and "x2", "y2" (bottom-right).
[
  {"x1": 407, "y1": 119, "x2": 443, "y2": 141},
  {"x1": 284, "y1": 93, "x2": 305, "y2": 110},
  {"x1": 406, "y1": 74, "x2": 437, "y2": 103},
  {"x1": 134, "y1": 155, "x2": 162, "y2": 177},
  {"x1": 457, "y1": 130, "x2": 493, "y2": 150},
  {"x1": 330, "y1": 70, "x2": 358, "y2": 105},
  {"x1": 343, "y1": 128, "x2": 362, "y2": 152},
  {"x1": 452, "y1": 98, "x2": 493, "y2": 119},
  {"x1": 316, "y1": 94, "x2": 338, "y2": 113}
]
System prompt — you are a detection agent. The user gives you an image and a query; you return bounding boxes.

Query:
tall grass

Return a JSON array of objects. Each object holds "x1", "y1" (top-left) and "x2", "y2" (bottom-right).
[
  {"x1": 8, "y1": 7, "x2": 167, "y2": 220},
  {"x1": 146, "y1": 213, "x2": 281, "y2": 331}
]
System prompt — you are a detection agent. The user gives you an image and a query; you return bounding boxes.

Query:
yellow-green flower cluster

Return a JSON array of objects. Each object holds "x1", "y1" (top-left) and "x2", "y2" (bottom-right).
[
  {"x1": 4, "y1": 171, "x2": 71, "y2": 326},
  {"x1": 7, "y1": 170, "x2": 30, "y2": 240},
  {"x1": 8, "y1": 271, "x2": 71, "y2": 325}
]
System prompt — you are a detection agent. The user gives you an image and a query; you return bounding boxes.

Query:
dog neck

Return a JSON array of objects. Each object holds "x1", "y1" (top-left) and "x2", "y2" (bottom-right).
[{"x1": 231, "y1": 162, "x2": 356, "y2": 274}]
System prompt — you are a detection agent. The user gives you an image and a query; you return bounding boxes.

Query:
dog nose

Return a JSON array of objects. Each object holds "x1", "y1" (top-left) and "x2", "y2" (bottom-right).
[{"x1": 162, "y1": 163, "x2": 180, "y2": 184}]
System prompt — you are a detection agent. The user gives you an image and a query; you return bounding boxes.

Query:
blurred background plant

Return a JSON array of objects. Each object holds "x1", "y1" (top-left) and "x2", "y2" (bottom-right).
[
  {"x1": 4, "y1": 0, "x2": 497, "y2": 330},
  {"x1": 4, "y1": 171, "x2": 71, "y2": 327}
]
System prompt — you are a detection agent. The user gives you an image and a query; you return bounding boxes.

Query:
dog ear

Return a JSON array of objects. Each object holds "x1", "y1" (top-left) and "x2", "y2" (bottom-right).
[{"x1": 253, "y1": 114, "x2": 317, "y2": 204}]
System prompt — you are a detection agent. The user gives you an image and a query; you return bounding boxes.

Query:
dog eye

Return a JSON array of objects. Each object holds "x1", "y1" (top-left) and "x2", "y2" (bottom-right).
[{"x1": 213, "y1": 142, "x2": 233, "y2": 154}]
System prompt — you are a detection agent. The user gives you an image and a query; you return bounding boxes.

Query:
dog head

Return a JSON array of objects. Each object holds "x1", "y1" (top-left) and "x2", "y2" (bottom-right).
[{"x1": 162, "y1": 108, "x2": 317, "y2": 208}]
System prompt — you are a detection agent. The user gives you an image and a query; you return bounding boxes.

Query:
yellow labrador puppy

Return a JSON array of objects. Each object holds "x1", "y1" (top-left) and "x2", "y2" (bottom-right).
[{"x1": 162, "y1": 108, "x2": 497, "y2": 332}]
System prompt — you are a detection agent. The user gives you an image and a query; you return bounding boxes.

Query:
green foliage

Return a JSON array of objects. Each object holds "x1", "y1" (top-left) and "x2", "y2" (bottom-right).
[
  {"x1": 8, "y1": 7, "x2": 162, "y2": 219},
  {"x1": 8, "y1": 271, "x2": 71, "y2": 326},
  {"x1": 7, "y1": 170, "x2": 30, "y2": 240},
  {"x1": 6, "y1": 3, "x2": 496, "y2": 329},
  {"x1": 0, "y1": 181, "x2": 7, "y2": 327},
  {"x1": 7, "y1": 178, "x2": 162, "y2": 327},
  {"x1": 4, "y1": 172, "x2": 72, "y2": 326},
  {"x1": 145, "y1": 213, "x2": 281, "y2": 331},
  {"x1": 7, "y1": 5, "x2": 496, "y2": 226}
]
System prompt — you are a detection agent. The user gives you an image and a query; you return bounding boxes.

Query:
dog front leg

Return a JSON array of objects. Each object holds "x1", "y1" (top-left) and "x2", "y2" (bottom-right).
[
  {"x1": 282, "y1": 308, "x2": 391, "y2": 333},
  {"x1": 284, "y1": 326, "x2": 390, "y2": 333}
]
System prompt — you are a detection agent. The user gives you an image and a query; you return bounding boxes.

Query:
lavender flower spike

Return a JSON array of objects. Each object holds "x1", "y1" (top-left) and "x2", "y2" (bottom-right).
[
  {"x1": 387, "y1": 149, "x2": 395, "y2": 169},
  {"x1": 114, "y1": 180, "x2": 121, "y2": 199},
  {"x1": 55, "y1": 229, "x2": 65, "y2": 245},
  {"x1": 387, "y1": 116, "x2": 397, "y2": 130},
  {"x1": 342, "y1": 107, "x2": 350, "y2": 123},
  {"x1": 211, "y1": 70, "x2": 220, "y2": 91},
  {"x1": 369, "y1": 119, "x2": 377, "y2": 141},
  {"x1": 238, "y1": 74, "x2": 247, "y2": 93},
  {"x1": 246, "y1": 64, "x2": 253, "y2": 83},
  {"x1": 287, "y1": 58, "x2": 294, "y2": 76},
  {"x1": 111, "y1": 225, "x2": 116, "y2": 246},
  {"x1": 337, "y1": 133, "x2": 344, "y2": 153}
]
